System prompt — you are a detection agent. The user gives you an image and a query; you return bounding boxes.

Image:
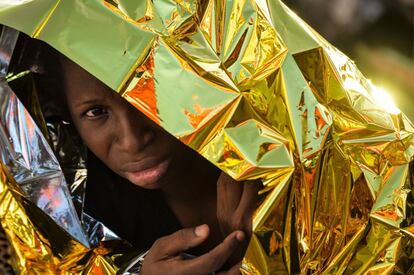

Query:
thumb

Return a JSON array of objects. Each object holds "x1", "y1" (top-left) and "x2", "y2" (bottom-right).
[{"x1": 153, "y1": 224, "x2": 210, "y2": 257}]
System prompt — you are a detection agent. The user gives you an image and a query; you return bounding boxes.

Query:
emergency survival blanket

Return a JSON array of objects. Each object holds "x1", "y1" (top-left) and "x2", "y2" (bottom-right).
[{"x1": 0, "y1": 0, "x2": 413, "y2": 274}]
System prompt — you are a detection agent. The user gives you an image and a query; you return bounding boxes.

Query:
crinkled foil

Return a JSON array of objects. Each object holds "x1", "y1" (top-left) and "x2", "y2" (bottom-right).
[
  {"x1": 0, "y1": 26, "x2": 133, "y2": 274},
  {"x1": 0, "y1": 0, "x2": 413, "y2": 274}
]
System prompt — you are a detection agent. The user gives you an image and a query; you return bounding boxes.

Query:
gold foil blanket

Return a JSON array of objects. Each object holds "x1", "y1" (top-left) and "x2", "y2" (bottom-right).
[{"x1": 0, "y1": 1, "x2": 412, "y2": 274}]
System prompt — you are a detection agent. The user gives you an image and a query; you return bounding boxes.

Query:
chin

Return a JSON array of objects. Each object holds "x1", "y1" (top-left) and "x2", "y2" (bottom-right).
[{"x1": 127, "y1": 177, "x2": 164, "y2": 190}]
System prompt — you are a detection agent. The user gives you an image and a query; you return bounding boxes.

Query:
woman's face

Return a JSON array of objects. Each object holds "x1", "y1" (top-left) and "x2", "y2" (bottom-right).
[{"x1": 61, "y1": 58, "x2": 188, "y2": 189}]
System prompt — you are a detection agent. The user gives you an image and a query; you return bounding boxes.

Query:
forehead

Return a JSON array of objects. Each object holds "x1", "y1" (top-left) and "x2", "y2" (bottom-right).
[{"x1": 61, "y1": 57, "x2": 115, "y2": 103}]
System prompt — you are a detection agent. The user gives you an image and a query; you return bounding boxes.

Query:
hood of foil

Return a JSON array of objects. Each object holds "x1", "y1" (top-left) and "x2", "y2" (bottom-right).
[{"x1": 0, "y1": 1, "x2": 412, "y2": 274}]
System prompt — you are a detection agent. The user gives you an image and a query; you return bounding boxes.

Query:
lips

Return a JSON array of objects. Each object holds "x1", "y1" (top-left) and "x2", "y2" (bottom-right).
[{"x1": 122, "y1": 157, "x2": 171, "y2": 186}]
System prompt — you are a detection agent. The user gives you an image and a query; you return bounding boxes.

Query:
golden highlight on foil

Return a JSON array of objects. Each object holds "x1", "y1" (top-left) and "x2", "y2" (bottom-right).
[{"x1": 0, "y1": 0, "x2": 412, "y2": 274}]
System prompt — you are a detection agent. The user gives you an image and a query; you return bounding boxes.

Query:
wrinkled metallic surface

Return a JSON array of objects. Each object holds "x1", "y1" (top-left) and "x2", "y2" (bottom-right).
[
  {"x1": 0, "y1": 26, "x2": 130, "y2": 274},
  {"x1": 0, "y1": 0, "x2": 413, "y2": 274},
  {"x1": 0, "y1": 27, "x2": 88, "y2": 247}
]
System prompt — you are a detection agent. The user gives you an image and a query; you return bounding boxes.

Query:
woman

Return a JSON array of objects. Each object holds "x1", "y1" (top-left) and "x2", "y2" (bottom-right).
[{"x1": 10, "y1": 35, "x2": 260, "y2": 274}]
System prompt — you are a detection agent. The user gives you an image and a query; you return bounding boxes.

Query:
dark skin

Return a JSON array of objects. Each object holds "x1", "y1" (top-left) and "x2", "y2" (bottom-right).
[{"x1": 60, "y1": 56, "x2": 260, "y2": 274}]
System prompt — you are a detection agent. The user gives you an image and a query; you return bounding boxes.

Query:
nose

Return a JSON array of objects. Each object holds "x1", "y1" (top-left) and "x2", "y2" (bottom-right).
[{"x1": 114, "y1": 103, "x2": 155, "y2": 153}]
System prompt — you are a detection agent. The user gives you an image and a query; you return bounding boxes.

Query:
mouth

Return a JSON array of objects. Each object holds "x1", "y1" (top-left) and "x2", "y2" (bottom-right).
[{"x1": 122, "y1": 157, "x2": 171, "y2": 186}]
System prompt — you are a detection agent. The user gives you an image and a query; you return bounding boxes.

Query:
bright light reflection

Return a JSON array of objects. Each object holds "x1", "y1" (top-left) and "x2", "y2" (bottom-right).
[
  {"x1": 369, "y1": 82, "x2": 401, "y2": 115},
  {"x1": 1, "y1": 0, "x2": 32, "y2": 6}
]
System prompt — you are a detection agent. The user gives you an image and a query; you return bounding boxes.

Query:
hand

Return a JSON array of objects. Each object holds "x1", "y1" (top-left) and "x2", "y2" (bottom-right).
[
  {"x1": 216, "y1": 172, "x2": 261, "y2": 265},
  {"x1": 140, "y1": 224, "x2": 245, "y2": 275}
]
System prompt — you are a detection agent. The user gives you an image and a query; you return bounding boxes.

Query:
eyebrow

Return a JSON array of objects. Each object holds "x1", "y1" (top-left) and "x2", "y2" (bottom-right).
[
  {"x1": 75, "y1": 99, "x2": 104, "y2": 108},
  {"x1": 73, "y1": 87, "x2": 117, "y2": 108}
]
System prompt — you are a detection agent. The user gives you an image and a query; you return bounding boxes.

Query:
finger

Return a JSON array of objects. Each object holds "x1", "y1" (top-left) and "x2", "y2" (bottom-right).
[
  {"x1": 180, "y1": 230, "x2": 245, "y2": 274},
  {"x1": 234, "y1": 181, "x2": 261, "y2": 236},
  {"x1": 237, "y1": 180, "x2": 261, "y2": 214},
  {"x1": 152, "y1": 225, "x2": 210, "y2": 258},
  {"x1": 216, "y1": 261, "x2": 242, "y2": 275},
  {"x1": 217, "y1": 172, "x2": 243, "y2": 214}
]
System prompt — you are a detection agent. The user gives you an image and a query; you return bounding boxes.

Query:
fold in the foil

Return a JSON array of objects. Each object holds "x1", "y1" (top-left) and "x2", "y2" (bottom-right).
[
  {"x1": 0, "y1": 0, "x2": 412, "y2": 274},
  {"x1": 0, "y1": 81, "x2": 129, "y2": 273},
  {"x1": 0, "y1": 25, "x2": 89, "y2": 248},
  {"x1": 0, "y1": 26, "x2": 134, "y2": 273}
]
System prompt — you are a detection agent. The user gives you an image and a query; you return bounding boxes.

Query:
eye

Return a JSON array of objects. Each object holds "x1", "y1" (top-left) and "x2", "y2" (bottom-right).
[{"x1": 84, "y1": 107, "x2": 109, "y2": 118}]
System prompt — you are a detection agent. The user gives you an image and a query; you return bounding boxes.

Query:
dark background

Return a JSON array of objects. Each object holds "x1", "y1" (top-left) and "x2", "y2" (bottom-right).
[{"x1": 284, "y1": 0, "x2": 414, "y2": 120}]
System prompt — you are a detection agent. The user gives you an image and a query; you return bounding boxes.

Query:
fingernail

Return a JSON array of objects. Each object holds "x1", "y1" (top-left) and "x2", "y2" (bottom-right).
[
  {"x1": 195, "y1": 224, "x2": 209, "y2": 237},
  {"x1": 236, "y1": 231, "x2": 245, "y2": 242}
]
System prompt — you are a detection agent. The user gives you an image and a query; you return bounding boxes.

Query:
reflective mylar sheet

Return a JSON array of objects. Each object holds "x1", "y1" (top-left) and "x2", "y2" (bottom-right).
[{"x1": 0, "y1": 0, "x2": 413, "y2": 274}]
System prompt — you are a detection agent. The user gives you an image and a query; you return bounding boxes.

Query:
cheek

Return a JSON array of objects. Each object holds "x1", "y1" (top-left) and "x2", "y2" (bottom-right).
[
  {"x1": 76, "y1": 123, "x2": 115, "y2": 168},
  {"x1": 164, "y1": 133, "x2": 190, "y2": 158},
  {"x1": 156, "y1": 128, "x2": 179, "y2": 149}
]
